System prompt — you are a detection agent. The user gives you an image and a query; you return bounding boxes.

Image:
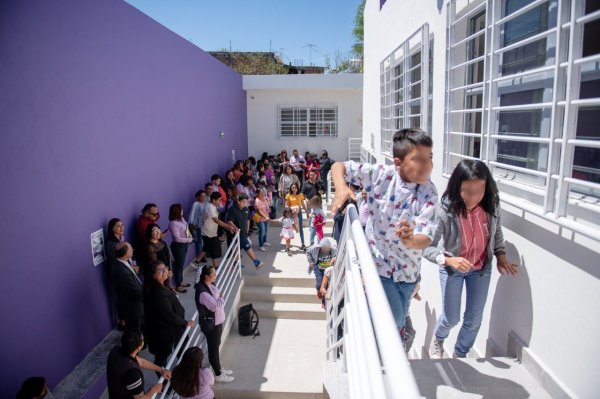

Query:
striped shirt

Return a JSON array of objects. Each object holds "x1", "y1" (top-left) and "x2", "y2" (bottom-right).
[{"x1": 458, "y1": 206, "x2": 490, "y2": 270}]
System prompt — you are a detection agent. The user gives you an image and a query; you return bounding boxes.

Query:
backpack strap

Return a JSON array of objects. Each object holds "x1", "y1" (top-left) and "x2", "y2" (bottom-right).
[{"x1": 251, "y1": 307, "x2": 260, "y2": 339}]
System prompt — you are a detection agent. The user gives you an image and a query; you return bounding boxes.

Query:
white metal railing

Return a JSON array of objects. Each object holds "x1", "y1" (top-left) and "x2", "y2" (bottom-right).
[
  {"x1": 326, "y1": 170, "x2": 335, "y2": 207},
  {"x1": 152, "y1": 232, "x2": 242, "y2": 398},
  {"x1": 348, "y1": 138, "x2": 362, "y2": 162},
  {"x1": 324, "y1": 205, "x2": 420, "y2": 399}
]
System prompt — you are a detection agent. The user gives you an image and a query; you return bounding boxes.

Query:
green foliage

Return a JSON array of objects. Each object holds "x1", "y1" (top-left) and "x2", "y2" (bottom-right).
[{"x1": 352, "y1": 0, "x2": 366, "y2": 71}]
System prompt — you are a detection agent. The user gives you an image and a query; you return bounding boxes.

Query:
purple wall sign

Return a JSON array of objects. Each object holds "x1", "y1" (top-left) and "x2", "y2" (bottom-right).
[{"x1": 0, "y1": 0, "x2": 247, "y2": 395}]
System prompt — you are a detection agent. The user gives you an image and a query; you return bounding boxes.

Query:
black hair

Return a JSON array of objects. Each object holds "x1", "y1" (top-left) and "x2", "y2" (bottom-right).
[
  {"x1": 141, "y1": 203, "x2": 157, "y2": 213},
  {"x1": 392, "y1": 128, "x2": 433, "y2": 160},
  {"x1": 442, "y1": 159, "x2": 499, "y2": 218},
  {"x1": 322, "y1": 150, "x2": 328, "y2": 157},
  {"x1": 211, "y1": 174, "x2": 221, "y2": 182},
  {"x1": 310, "y1": 194, "x2": 322, "y2": 206},
  {"x1": 16, "y1": 377, "x2": 46, "y2": 399},
  {"x1": 168, "y1": 203, "x2": 183, "y2": 221},
  {"x1": 115, "y1": 242, "x2": 130, "y2": 258},
  {"x1": 209, "y1": 192, "x2": 222, "y2": 202},
  {"x1": 107, "y1": 218, "x2": 121, "y2": 241},
  {"x1": 248, "y1": 156, "x2": 256, "y2": 165},
  {"x1": 121, "y1": 329, "x2": 144, "y2": 354},
  {"x1": 283, "y1": 207, "x2": 293, "y2": 218},
  {"x1": 147, "y1": 261, "x2": 165, "y2": 279},
  {"x1": 199, "y1": 264, "x2": 215, "y2": 285},
  {"x1": 145, "y1": 223, "x2": 161, "y2": 242},
  {"x1": 204, "y1": 182, "x2": 212, "y2": 190},
  {"x1": 195, "y1": 190, "x2": 205, "y2": 198}
]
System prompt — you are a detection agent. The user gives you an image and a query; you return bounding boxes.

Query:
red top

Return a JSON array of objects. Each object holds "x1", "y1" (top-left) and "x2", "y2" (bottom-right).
[{"x1": 458, "y1": 206, "x2": 490, "y2": 270}]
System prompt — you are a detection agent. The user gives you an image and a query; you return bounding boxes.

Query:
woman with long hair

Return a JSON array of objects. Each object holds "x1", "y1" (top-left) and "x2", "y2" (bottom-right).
[
  {"x1": 144, "y1": 223, "x2": 172, "y2": 284},
  {"x1": 423, "y1": 160, "x2": 518, "y2": 359},
  {"x1": 144, "y1": 261, "x2": 194, "y2": 367},
  {"x1": 168, "y1": 203, "x2": 193, "y2": 293},
  {"x1": 194, "y1": 265, "x2": 234, "y2": 383},
  {"x1": 171, "y1": 346, "x2": 214, "y2": 399},
  {"x1": 278, "y1": 164, "x2": 300, "y2": 200}
]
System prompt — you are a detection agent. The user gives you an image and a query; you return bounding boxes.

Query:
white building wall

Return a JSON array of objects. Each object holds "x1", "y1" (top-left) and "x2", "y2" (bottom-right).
[
  {"x1": 363, "y1": 1, "x2": 600, "y2": 398},
  {"x1": 244, "y1": 74, "x2": 363, "y2": 162}
]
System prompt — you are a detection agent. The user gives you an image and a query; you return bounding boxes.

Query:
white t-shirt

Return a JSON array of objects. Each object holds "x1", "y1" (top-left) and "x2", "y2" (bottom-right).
[{"x1": 201, "y1": 203, "x2": 219, "y2": 238}]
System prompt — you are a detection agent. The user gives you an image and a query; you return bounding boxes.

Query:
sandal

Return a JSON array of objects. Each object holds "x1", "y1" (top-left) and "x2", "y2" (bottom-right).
[{"x1": 181, "y1": 283, "x2": 191, "y2": 288}]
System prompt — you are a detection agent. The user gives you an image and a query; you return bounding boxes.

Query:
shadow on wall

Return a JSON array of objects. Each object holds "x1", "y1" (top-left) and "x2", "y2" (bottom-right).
[
  {"x1": 412, "y1": 357, "x2": 531, "y2": 399},
  {"x1": 486, "y1": 241, "x2": 533, "y2": 356}
]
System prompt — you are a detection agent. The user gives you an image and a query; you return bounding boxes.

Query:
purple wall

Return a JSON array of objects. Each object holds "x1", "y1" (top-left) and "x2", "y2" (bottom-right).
[{"x1": 0, "y1": 0, "x2": 247, "y2": 395}]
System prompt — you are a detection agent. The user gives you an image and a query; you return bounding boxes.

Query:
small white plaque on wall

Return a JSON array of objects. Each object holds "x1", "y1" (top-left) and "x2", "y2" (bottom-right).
[{"x1": 91, "y1": 228, "x2": 105, "y2": 266}]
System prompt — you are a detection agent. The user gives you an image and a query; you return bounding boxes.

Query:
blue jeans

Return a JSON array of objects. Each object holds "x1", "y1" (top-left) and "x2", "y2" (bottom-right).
[
  {"x1": 309, "y1": 226, "x2": 318, "y2": 246},
  {"x1": 170, "y1": 242, "x2": 188, "y2": 287},
  {"x1": 380, "y1": 276, "x2": 417, "y2": 330},
  {"x1": 314, "y1": 265, "x2": 324, "y2": 292},
  {"x1": 257, "y1": 221, "x2": 268, "y2": 247},
  {"x1": 435, "y1": 266, "x2": 492, "y2": 356},
  {"x1": 298, "y1": 211, "x2": 305, "y2": 246},
  {"x1": 194, "y1": 227, "x2": 203, "y2": 256}
]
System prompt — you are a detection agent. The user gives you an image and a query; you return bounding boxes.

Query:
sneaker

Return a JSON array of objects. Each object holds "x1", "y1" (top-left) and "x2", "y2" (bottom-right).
[
  {"x1": 259, "y1": 246, "x2": 266, "y2": 252},
  {"x1": 254, "y1": 259, "x2": 264, "y2": 269},
  {"x1": 215, "y1": 374, "x2": 235, "y2": 383},
  {"x1": 264, "y1": 242, "x2": 272, "y2": 247},
  {"x1": 429, "y1": 338, "x2": 444, "y2": 359},
  {"x1": 453, "y1": 350, "x2": 466, "y2": 358},
  {"x1": 220, "y1": 368, "x2": 234, "y2": 376}
]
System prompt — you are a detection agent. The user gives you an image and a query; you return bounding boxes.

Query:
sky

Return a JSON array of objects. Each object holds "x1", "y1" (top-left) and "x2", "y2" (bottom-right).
[{"x1": 125, "y1": 0, "x2": 363, "y2": 67}]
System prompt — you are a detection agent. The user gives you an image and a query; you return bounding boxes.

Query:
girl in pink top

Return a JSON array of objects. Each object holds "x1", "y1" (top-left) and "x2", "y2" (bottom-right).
[
  {"x1": 423, "y1": 160, "x2": 518, "y2": 359},
  {"x1": 171, "y1": 346, "x2": 215, "y2": 399},
  {"x1": 169, "y1": 203, "x2": 193, "y2": 293}
]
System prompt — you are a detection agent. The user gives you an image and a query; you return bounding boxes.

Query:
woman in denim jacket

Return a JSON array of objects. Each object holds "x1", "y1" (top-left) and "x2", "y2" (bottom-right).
[{"x1": 423, "y1": 160, "x2": 518, "y2": 359}]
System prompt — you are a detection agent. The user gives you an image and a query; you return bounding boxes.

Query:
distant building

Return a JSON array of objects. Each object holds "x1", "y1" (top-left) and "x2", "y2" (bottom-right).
[{"x1": 208, "y1": 51, "x2": 325, "y2": 75}]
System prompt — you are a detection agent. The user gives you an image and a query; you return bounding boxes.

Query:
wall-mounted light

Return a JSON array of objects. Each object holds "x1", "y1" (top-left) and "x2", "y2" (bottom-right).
[{"x1": 219, "y1": 131, "x2": 225, "y2": 138}]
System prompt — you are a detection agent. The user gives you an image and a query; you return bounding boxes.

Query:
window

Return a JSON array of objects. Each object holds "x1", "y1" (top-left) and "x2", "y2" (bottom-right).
[
  {"x1": 278, "y1": 106, "x2": 338, "y2": 138},
  {"x1": 445, "y1": 0, "x2": 600, "y2": 230},
  {"x1": 380, "y1": 24, "x2": 432, "y2": 156}
]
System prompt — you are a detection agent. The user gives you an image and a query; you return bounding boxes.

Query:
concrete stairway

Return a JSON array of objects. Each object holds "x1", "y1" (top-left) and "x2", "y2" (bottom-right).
[{"x1": 214, "y1": 211, "x2": 330, "y2": 399}]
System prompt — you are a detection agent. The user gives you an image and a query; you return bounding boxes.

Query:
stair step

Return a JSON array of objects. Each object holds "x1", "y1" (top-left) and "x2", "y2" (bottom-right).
[
  {"x1": 252, "y1": 301, "x2": 325, "y2": 320},
  {"x1": 242, "y1": 285, "x2": 318, "y2": 303},
  {"x1": 244, "y1": 275, "x2": 316, "y2": 288}
]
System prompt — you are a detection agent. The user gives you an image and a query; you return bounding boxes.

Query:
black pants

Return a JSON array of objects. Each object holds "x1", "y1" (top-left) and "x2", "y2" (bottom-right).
[{"x1": 203, "y1": 323, "x2": 223, "y2": 376}]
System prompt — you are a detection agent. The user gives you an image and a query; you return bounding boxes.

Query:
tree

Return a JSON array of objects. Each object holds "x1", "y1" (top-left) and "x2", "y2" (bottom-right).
[{"x1": 352, "y1": 0, "x2": 366, "y2": 72}]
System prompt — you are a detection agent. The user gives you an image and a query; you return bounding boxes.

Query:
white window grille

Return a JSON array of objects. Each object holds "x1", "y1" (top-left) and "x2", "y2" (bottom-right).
[
  {"x1": 278, "y1": 106, "x2": 338, "y2": 138},
  {"x1": 380, "y1": 24, "x2": 432, "y2": 156},
  {"x1": 445, "y1": 0, "x2": 600, "y2": 237}
]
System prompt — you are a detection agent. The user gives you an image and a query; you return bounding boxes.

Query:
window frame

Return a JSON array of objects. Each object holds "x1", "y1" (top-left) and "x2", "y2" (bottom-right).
[
  {"x1": 277, "y1": 105, "x2": 339, "y2": 139},
  {"x1": 444, "y1": 0, "x2": 600, "y2": 240},
  {"x1": 380, "y1": 24, "x2": 431, "y2": 158}
]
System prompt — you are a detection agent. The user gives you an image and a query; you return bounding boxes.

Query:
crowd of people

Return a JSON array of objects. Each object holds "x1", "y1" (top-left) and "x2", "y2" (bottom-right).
[
  {"x1": 17, "y1": 131, "x2": 522, "y2": 398},
  {"x1": 103, "y1": 149, "x2": 335, "y2": 398}
]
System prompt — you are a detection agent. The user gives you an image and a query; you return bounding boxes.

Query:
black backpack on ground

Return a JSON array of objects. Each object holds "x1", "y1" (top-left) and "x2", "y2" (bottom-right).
[{"x1": 238, "y1": 303, "x2": 260, "y2": 338}]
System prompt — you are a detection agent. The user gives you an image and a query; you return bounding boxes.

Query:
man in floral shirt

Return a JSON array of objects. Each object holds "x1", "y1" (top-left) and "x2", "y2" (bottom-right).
[{"x1": 331, "y1": 128, "x2": 438, "y2": 336}]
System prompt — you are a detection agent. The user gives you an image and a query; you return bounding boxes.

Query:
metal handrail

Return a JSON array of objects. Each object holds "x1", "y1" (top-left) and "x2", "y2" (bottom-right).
[
  {"x1": 324, "y1": 205, "x2": 420, "y2": 398},
  {"x1": 152, "y1": 232, "x2": 242, "y2": 398}
]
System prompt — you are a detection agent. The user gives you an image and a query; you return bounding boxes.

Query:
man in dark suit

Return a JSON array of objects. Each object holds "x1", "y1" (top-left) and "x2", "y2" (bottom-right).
[{"x1": 111, "y1": 242, "x2": 144, "y2": 331}]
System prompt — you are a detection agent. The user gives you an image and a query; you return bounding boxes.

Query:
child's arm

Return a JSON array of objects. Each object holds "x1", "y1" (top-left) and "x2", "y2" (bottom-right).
[{"x1": 319, "y1": 274, "x2": 329, "y2": 296}]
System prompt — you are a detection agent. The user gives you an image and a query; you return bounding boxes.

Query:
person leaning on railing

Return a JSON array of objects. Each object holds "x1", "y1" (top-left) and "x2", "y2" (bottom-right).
[
  {"x1": 106, "y1": 329, "x2": 171, "y2": 399},
  {"x1": 144, "y1": 261, "x2": 195, "y2": 368},
  {"x1": 194, "y1": 264, "x2": 235, "y2": 383}
]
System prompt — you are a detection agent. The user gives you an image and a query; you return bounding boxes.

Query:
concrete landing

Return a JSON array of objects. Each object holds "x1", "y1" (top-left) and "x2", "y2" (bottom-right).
[{"x1": 410, "y1": 357, "x2": 552, "y2": 399}]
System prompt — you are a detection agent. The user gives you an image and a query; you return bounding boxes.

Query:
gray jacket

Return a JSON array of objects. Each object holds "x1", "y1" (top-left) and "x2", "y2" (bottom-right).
[{"x1": 422, "y1": 200, "x2": 506, "y2": 273}]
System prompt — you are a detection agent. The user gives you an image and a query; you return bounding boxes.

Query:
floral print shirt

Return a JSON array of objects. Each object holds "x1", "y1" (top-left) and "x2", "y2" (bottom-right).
[{"x1": 344, "y1": 161, "x2": 438, "y2": 282}]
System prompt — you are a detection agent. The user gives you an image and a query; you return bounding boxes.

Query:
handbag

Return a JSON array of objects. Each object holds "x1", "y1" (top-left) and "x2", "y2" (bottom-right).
[{"x1": 252, "y1": 212, "x2": 262, "y2": 223}]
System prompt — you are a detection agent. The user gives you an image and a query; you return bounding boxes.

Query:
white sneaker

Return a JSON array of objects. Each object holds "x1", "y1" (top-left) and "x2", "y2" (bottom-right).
[
  {"x1": 264, "y1": 242, "x2": 272, "y2": 246},
  {"x1": 220, "y1": 368, "x2": 233, "y2": 376},
  {"x1": 429, "y1": 338, "x2": 444, "y2": 359},
  {"x1": 259, "y1": 246, "x2": 266, "y2": 252},
  {"x1": 215, "y1": 374, "x2": 235, "y2": 383}
]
